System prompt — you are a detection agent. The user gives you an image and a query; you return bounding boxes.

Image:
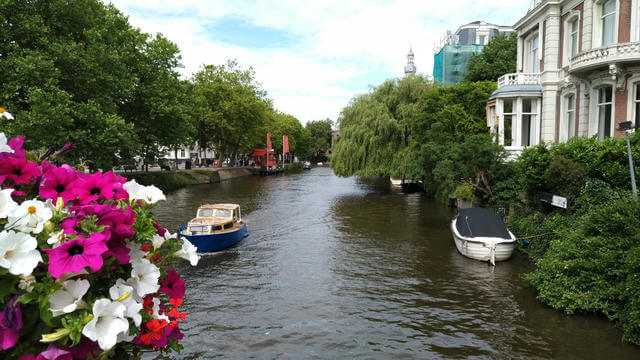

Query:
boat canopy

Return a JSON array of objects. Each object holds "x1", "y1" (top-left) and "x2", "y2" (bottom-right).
[{"x1": 455, "y1": 208, "x2": 510, "y2": 239}]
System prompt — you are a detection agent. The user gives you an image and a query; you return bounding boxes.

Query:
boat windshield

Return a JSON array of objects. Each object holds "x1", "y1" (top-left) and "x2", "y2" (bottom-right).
[
  {"x1": 198, "y1": 209, "x2": 214, "y2": 217},
  {"x1": 215, "y1": 209, "x2": 232, "y2": 217}
]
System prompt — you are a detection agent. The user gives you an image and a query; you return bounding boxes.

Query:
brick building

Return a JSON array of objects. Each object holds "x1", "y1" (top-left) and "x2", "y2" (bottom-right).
[{"x1": 487, "y1": 0, "x2": 640, "y2": 157}]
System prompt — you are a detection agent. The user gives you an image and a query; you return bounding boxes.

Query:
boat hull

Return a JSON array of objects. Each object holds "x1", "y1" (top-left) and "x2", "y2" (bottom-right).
[
  {"x1": 180, "y1": 223, "x2": 249, "y2": 253},
  {"x1": 451, "y1": 219, "x2": 515, "y2": 264}
]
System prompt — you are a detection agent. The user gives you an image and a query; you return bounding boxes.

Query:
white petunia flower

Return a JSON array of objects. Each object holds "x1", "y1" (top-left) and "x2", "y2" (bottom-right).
[
  {"x1": 123, "y1": 180, "x2": 166, "y2": 204},
  {"x1": 82, "y1": 298, "x2": 129, "y2": 350},
  {"x1": 128, "y1": 258, "x2": 160, "y2": 297},
  {"x1": 0, "y1": 188, "x2": 18, "y2": 219},
  {"x1": 174, "y1": 239, "x2": 200, "y2": 266},
  {"x1": 47, "y1": 230, "x2": 64, "y2": 247},
  {"x1": 0, "y1": 230, "x2": 42, "y2": 276},
  {"x1": 151, "y1": 234, "x2": 165, "y2": 249},
  {"x1": 7, "y1": 199, "x2": 53, "y2": 234},
  {"x1": 125, "y1": 240, "x2": 146, "y2": 262},
  {"x1": 0, "y1": 133, "x2": 14, "y2": 154},
  {"x1": 0, "y1": 108, "x2": 13, "y2": 120},
  {"x1": 49, "y1": 279, "x2": 90, "y2": 317},
  {"x1": 109, "y1": 279, "x2": 142, "y2": 327}
]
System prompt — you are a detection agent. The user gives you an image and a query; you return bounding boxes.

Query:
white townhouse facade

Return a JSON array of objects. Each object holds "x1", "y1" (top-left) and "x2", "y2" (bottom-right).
[{"x1": 487, "y1": 0, "x2": 640, "y2": 157}]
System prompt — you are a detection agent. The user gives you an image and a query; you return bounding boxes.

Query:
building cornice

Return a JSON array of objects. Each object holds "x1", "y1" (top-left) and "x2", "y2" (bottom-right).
[{"x1": 514, "y1": 0, "x2": 564, "y2": 30}]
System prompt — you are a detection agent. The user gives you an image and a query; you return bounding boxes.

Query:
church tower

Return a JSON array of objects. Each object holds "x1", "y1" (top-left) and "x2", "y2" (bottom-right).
[{"x1": 404, "y1": 47, "x2": 416, "y2": 76}]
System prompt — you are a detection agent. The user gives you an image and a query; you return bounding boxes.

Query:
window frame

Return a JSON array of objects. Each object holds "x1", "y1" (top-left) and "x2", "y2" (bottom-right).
[
  {"x1": 626, "y1": 75, "x2": 640, "y2": 132},
  {"x1": 561, "y1": 93, "x2": 577, "y2": 142},
  {"x1": 497, "y1": 96, "x2": 541, "y2": 149},
  {"x1": 593, "y1": 0, "x2": 619, "y2": 48},
  {"x1": 525, "y1": 32, "x2": 540, "y2": 73},
  {"x1": 563, "y1": 13, "x2": 581, "y2": 66},
  {"x1": 591, "y1": 85, "x2": 614, "y2": 140}
]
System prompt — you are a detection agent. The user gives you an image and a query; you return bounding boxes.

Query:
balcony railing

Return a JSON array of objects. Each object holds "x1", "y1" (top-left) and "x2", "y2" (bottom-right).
[
  {"x1": 497, "y1": 73, "x2": 541, "y2": 88},
  {"x1": 569, "y1": 42, "x2": 640, "y2": 73}
]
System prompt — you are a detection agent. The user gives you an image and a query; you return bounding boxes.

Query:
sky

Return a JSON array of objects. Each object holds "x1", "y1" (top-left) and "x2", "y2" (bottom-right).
[{"x1": 107, "y1": 0, "x2": 530, "y2": 125}]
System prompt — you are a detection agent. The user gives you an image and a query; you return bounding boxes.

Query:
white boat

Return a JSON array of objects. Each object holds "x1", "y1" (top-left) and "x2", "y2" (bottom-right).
[
  {"x1": 390, "y1": 177, "x2": 402, "y2": 186},
  {"x1": 451, "y1": 208, "x2": 516, "y2": 265}
]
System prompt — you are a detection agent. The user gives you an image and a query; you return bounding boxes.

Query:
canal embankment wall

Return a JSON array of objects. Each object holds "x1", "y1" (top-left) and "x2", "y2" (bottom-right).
[{"x1": 123, "y1": 167, "x2": 254, "y2": 193}]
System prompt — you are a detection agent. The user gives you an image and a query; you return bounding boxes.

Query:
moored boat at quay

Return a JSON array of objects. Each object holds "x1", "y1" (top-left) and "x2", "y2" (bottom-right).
[{"x1": 451, "y1": 207, "x2": 516, "y2": 265}]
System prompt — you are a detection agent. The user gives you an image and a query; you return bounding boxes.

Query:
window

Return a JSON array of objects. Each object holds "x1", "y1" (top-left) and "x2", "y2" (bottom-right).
[
  {"x1": 180, "y1": 149, "x2": 185, "y2": 157},
  {"x1": 503, "y1": 99, "x2": 514, "y2": 146},
  {"x1": 597, "y1": 86, "x2": 613, "y2": 140},
  {"x1": 526, "y1": 34, "x2": 540, "y2": 72},
  {"x1": 569, "y1": 19, "x2": 579, "y2": 58},
  {"x1": 635, "y1": 83, "x2": 640, "y2": 131},
  {"x1": 479, "y1": 35, "x2": 486, "y2": 45},
  {"x1": 636, "y1": 0, "x2": 640, "y2": 40},
  {"x1": 565, "y1": 94, "x2": 576, "y2": 140},
  {"x1": 522, "y1": 99, "x2": 537, "y2": 146},
  {"x1": 602, "y1": 0, "x2": 616, "y2": 46}
]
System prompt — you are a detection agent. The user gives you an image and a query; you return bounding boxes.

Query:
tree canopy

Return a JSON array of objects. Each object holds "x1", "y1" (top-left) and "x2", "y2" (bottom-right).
[
  {"x1": 464, "y1": 33, "x2": 517, "y2": 83},
  {"x1": 0, "y1": 0, "x2": 311, "y2": 170}
]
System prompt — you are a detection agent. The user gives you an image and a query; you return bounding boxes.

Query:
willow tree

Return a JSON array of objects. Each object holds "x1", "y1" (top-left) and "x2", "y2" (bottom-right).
[{"x1": 331, "y1": 74, "x2": 433, "y2": 177}]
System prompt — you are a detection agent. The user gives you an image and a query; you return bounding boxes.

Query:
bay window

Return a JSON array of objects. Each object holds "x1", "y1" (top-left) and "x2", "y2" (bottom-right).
[
  {"x1": 503, "y1": 99, "x2": 514, "y2": 146},
  {"x1": 522, "y1": 99, "x2": 537, "y2": 146}
]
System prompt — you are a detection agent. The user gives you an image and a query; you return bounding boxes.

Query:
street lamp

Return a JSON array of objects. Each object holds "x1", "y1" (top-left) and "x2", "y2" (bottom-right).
[{"x1": 617, "y1": 121, "x2": 637, "y2": 201}]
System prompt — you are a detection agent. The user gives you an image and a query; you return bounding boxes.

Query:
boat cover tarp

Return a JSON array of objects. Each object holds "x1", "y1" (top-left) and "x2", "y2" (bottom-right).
[{"x1": 455, "y1": 208, "x2": 510, "y2": 239}]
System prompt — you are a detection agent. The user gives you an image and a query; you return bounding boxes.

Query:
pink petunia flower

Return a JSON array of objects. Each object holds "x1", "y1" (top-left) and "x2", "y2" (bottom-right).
[
  {"x1": 103, "y1": 238, "x2": 130, "y2": 265},
  {"x1": 64, "y1": 337, "x2": 100, "y2": 359},
  {"x1": 35, "y1": 345, "x2": 72, "y2": 360},
  {"x1": 44, "y1": 232, "x2": 108, "y2": 278},
  {"x1": 7, "y1": 136, "x2": 26, "y2": 158},
  {"x1": 70, "y1": 172, "x2": 118, "y2": 205},
  {"x1": 160, "y1": 270, "x2": 185, "y2": 299},
  {"x1": 153, "y1": 219, "x2": 166, "y2": 237},
  {"x1": 0, "y1": 157, "x2": 40, "y2": 185},
  {"x1": 0, "y1": 295, "x2": 23, "y2": 350},
  {"x1": 39, "y1": 165, "x2": 79, "y2": 205}
]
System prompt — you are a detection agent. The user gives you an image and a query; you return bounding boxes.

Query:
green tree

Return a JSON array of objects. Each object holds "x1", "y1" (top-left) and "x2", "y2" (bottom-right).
[
  {"x1": 0, "y1": 0, "x2": 146, "y2": 170},
  {"x1": 464, "y1": 33, "x2": 517, "y2": 82},
  {"x1": 192, "y1": 60, "x2": 270, "y2": 167},
  {"x1": 305, "y1": 119, "x2": 334, "y2": 156}
]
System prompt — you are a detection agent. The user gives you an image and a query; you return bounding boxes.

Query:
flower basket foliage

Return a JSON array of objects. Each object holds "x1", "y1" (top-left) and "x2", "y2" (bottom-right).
[{"x1": 0, "y1": 122, "x2": 200, "y2": 359}]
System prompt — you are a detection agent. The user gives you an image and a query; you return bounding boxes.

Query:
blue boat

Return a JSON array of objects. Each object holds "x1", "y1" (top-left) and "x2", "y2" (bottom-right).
[{"x1": 178, "y1": 204, "x2": 249, "y2": 253}]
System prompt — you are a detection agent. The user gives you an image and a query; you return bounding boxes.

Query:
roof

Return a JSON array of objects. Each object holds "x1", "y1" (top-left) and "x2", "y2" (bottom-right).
[
  {"x1": 198, "y1": 204, "x2": 239, "y2": 210},
  {"x1": 489, "y1": 84, "x2": 542, "y2": 99},
  {"x1": 455, "y1": 208, "x2": 511, "y2": 239}
]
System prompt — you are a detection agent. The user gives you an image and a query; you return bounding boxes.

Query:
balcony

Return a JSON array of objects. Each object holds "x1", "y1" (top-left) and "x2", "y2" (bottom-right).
[
  {"x1": 569, "y1": 42, "x2": 640, "y2": 74},
  {"x1": 497, "y1": 73, "x2": 541, "y2": 88}
]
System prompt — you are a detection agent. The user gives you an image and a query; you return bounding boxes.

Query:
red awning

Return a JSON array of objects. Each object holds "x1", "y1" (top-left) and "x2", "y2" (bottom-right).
[{"x1": 250, "y1": 149, "x2": 275, "y2": 157}]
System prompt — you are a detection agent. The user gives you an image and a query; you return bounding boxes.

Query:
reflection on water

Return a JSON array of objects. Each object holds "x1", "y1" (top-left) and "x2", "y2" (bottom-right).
[{"x1": 151, "y1": 168, "x2": 639, "y2": 359}]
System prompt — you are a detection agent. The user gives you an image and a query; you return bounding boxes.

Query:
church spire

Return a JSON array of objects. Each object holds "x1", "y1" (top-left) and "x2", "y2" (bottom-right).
[{"x1": 404, "y1": 47, "x2": 416, "y2": 76}]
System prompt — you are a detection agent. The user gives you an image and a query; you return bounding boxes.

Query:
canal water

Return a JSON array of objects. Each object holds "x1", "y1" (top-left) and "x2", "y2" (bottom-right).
[{"x1": 152, "y1": 167, "x2": 638, "y2": 359}]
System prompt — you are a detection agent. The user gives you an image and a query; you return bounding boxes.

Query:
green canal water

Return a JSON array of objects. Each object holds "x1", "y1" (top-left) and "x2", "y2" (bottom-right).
[{"x1": 152, "y1": 167, "x2": 639, "y2": 359}]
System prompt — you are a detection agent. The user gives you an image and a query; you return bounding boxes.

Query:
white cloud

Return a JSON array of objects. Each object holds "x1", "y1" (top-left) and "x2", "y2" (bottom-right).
[{"x1": 107, "y1": 0, "x2": 529, "y2": 124}]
